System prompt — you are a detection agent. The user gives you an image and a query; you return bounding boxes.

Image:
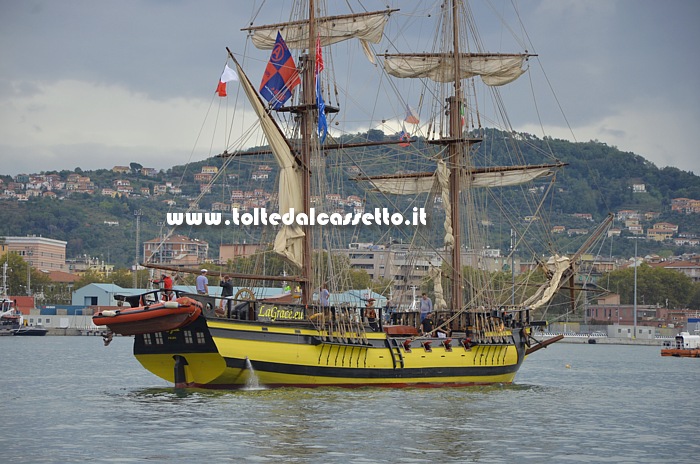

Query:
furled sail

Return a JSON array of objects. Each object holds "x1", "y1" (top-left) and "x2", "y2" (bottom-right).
[
  {"x1": 436, "y1": 160, "x2": 454, "y2": 247},
  {"x1": 365, "y1": 163, "x2": 561, "y2": 195},
  {"x1": 246, "y1": 10, "x2": 393, "y2": 50},
  {"x1": 522, "y1": 255, "x2": 572, "y2": 310},
  {"x1": 428, "y1": 265, "x2": 447, "y2": 311},
  {"x1": 383, "y1": 53, "x2": 529, "y2": 86},
  {"x1": 232, "y1": 60, "x2": 305, "y2": 268}
]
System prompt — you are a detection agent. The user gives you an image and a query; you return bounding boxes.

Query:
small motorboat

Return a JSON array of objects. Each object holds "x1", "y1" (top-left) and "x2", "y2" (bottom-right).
[
  {"x1": 661, "y1": 332, "x2": 700, "y2": 358},
  {"x1": 92, "y1": 295, "x2": 202, "y2": 336},
  {"x1": 13, "y1": 325, "x2": 48, "y2": 336}
]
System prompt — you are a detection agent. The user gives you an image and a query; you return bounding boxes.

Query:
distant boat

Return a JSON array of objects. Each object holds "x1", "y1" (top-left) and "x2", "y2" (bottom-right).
[
  {"x1": 13, "y1": 325, "x2": 48, "y2": 336},
  {"x1": 1, "y1": 298, "x2": 21, "y2": 336},
  {"x1": 1, "y1": 263, "x2": 21, "y2": 336},
  {"x1": 661, "y1": 332, "x2": 700, "y2": 358}
]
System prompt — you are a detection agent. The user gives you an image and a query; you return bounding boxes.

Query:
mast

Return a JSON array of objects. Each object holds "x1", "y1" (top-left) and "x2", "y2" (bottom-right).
[
  {"x1": 381, "y1": 2, "x2": 536, "y2": 311},
  {"x1": 298, "y1": 0, "x2": 316, "y2": 304},
  {"x1": 449, "y1": 0, "x2": 463, "y2": 311}
]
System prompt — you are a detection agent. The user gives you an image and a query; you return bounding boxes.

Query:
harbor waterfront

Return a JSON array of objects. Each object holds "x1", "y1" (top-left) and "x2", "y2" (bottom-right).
[{"x1": 1, "y1": 336, "x2": 697, "y2": 463}]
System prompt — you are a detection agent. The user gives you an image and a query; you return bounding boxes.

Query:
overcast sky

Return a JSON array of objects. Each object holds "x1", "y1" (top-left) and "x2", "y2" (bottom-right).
[{"x1": 1, "y1": 0, "x2": 698, "y2": 177}]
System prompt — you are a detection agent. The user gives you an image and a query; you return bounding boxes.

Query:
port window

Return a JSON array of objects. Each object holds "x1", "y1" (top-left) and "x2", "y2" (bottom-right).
[
  {"x1": 155, "y1": 333, "x2": 163, "y2": 345},
  {"x1": 143, "y1": 334, "x2": 152, "y2": 345},
  {"x1": 184, "y1": 331, "x2": 193, "y2": 344},
  {"x1": 196, "y1": 332, "x2": 206, "y2": 344}
]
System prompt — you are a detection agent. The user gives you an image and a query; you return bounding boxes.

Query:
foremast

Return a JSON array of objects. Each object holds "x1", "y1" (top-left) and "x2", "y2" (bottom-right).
[{"x1": 239, "y1": 4, "x2": 395, "y2": 304}]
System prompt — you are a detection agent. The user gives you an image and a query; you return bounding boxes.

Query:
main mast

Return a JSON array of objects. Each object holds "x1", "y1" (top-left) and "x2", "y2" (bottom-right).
[
  {"x1": 298, "y1": 0, "x2": 316, "y2": 305},
  {"x1": 448, "y1": 0, "x2": 463, "y2": 312}
]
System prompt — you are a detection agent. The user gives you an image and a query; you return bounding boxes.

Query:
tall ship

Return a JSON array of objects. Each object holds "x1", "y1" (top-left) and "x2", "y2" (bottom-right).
[{"x1": 96, "y1": 0, "x2": 612, "y2": 388}]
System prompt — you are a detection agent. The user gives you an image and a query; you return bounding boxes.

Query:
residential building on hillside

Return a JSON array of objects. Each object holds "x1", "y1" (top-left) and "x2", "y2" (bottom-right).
[
  {"x1": 632, "y1": 183, "x2": 646, "y2": 193},
  {"x1": 647, "y1": 228, "x2": 674, "y2": 242},
  {"x1": 671, "y1": 197, "x2": 700, "y2": 214},
  {"x1": 194, "y1": 172, "x2": 213, "y2": 183},
  {"x1": 617, "y1": 210, "x2": 639, "y2": 221}
]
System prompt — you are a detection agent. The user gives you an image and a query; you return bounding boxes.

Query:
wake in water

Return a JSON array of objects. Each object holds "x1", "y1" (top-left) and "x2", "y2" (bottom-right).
[{"x1": 243, "y1": 357, "x2": 265, "y2": 391}]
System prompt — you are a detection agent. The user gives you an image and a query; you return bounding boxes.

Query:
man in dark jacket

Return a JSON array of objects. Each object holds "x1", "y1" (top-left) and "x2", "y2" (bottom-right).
[{"x1": 219, "y1": 275, "x2": 234, "y2": 316}]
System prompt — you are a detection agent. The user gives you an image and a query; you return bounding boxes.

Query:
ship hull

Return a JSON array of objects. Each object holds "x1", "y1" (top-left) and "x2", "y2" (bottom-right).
[
  {"x1": 133, "y1": 315, "x2": 527, "y2": 388},
  {"x1": 661, "y1": 348, "x2": 700, "y2": 358}
]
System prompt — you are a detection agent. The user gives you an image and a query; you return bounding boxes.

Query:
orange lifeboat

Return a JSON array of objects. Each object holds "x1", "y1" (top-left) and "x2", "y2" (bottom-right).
[{"x1": 92, "y1": 296, "x2": 202, "y2": 336}]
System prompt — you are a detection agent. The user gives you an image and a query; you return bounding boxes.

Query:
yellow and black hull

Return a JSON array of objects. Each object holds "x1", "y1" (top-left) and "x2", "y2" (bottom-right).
[{"x1": 133, "y1": 315, "x2": 528, "y2": 388}]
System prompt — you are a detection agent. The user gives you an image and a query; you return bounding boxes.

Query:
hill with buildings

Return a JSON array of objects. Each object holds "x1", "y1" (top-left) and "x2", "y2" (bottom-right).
[{"x1": 1, "y1": 129, "x2": 700, "y2": 268}]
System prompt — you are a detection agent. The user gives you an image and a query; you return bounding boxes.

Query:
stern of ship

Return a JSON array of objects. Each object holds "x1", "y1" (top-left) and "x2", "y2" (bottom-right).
[{"x1": 133, "y1": 315, "x2": 228, "y2": 387}]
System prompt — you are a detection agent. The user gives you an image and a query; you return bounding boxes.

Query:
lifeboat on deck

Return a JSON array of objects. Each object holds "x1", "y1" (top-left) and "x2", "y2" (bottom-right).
[{"x1": 92, "y1": 296, "x2": 202, "y2": 336}]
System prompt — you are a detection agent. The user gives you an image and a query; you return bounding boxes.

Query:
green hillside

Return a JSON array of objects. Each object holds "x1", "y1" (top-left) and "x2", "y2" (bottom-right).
[{"x1": 1, "y1": 129, "x2": 699, "y2": 267}]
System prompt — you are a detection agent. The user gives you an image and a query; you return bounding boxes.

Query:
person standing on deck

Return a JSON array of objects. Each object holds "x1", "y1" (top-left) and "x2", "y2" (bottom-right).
[
  {"x1": 320, "y1": 284, "x2": 330, "y2": 309},
  {"x1": 420, "y1": 293, "x2": 433, "y2": 323},
  {"x1": 196, "y1": 269, "x2": 209, "y2": 295},
  {"x1": 160, "y1": 274, "x2": 173, "y2": 300},
  {"x1": 219, "y1": 275, "x2": 233, "y2": 315},
  {"x1": 364, "y1": 298, "x2": 378, "y2": 331},
  {"x1": 153, "y1": 273, "x2": 174, "y2": 300}
]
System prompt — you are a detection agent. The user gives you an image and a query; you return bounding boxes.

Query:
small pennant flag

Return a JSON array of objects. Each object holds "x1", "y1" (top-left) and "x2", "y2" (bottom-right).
[
  {"x1": 404, "y1": 105, "x2": 420, "y2": 125},
  {"x1": 315, "y1": 35, "x2": 324, "y2": 75},
  {"x1": 217, "y1": 64, "x2": 238, "y2": 97},
  {"x1": 316, "y1": 35, "x2": 327, "y2": 143},
  {"x1": 316, "y1": 77, "x2": 327, "y2": 143}
]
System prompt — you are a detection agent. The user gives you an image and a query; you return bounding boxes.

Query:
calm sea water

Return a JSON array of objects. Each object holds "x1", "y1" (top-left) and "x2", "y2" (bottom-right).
[{"x1": 0, "y1": 336, "x2": 697, "y2": 463}]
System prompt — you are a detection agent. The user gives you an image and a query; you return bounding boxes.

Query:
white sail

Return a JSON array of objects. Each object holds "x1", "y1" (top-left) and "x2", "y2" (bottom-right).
[
  {"x1": 368, "y1": 164, "x2": 558, "y2": 195},
  {"x1": 233, "y1": 61, "x2": 305, "y2": 268},
  {"x1": 460, "y1": 165, "x2": 557, "y2": 188},
  {"x1": 368, "y1": 174, "x2": 435, "y2": 195},
  {"x1": 249, "y1": 11, "x2": 390, "y2": 50},
  {"x1": 384, "y1": 54, "x2": 527, "y2": 86}
]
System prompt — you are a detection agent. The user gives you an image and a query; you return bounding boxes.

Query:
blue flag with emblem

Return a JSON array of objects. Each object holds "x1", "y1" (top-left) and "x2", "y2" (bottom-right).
[{"x1": 259, "y1": 32, "x2": 300, "y2": 109}]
